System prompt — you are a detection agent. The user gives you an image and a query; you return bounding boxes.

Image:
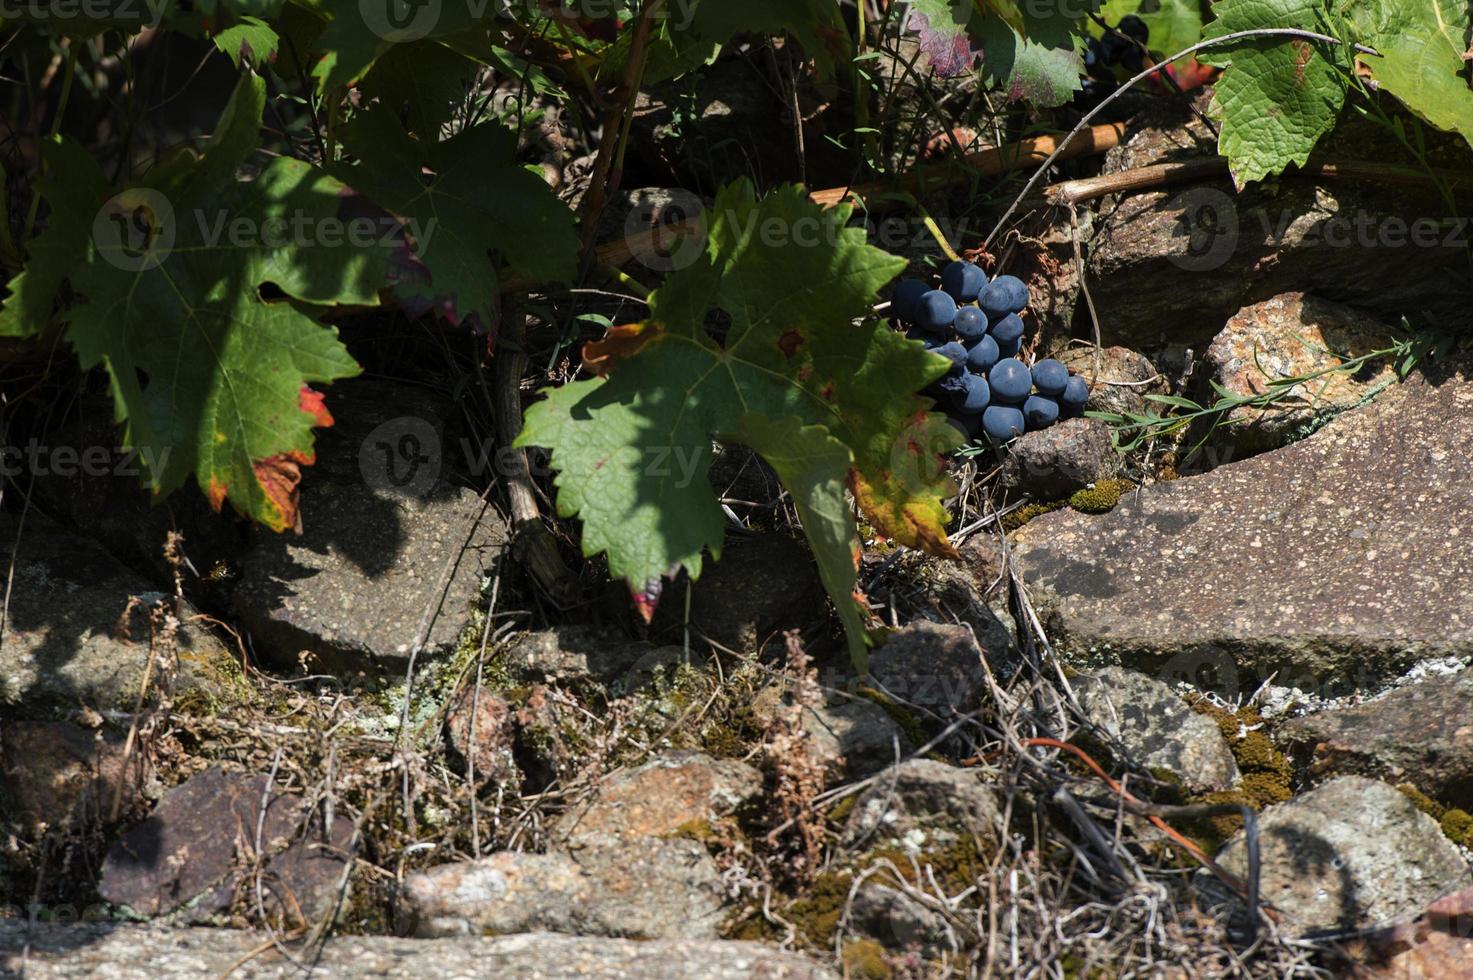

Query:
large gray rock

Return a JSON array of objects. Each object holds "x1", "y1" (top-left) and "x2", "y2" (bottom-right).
[
  {"x1": 1013, "y1": 365, "x2": 1473, "y2": 689},
  {"x1": 1281, "y1": 667, "x2": 1473, "y2": 808},
  {"x1": 0, "y1": 923, "x2": 837, "y2": 979},
  {"x1": 1084, "y1": 117, "x2": 1467, "y2": 358},
  {"x1": 400, "y1": 835, "x2": 725, "y2": 940},
  {"x1": 1200, "y1": 293, "x2": 1400, "y2": 453},
  {"x1": 1073, "y1": 666, "x2": 1239, "y2": 793},
  {"x1": 803, "y1": 698, "x2": 909, "y2": 782},
  {"x1": 0, "y1": 516, "x2": 240, "y2": 713},
  {"x1": 843, "y1": 760, "x2": 1002, "y2": 849},
  {"x1": 1201, "y1": 776, "x2": 1471, "y2": 938},
  {"x1": 867, "y1": 622, "x2": 986, "y2": 720},
  {"x1": 231, "y1": 380, "x2": 508, "y2": 675}
]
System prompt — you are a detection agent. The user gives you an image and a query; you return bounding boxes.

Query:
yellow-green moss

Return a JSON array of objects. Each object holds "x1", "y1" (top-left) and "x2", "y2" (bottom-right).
[
  {"x1": 786, "y1": 869, "x2": 855, "y2": 946},
  {"x1": 1067, "y1": 479, "x2": 1135, "y2": 514},
  {"x1": 1441, "y1": 808, "x2": 1473, "y2": 848},
  {"x1": 865, "y1": 834, "x2": 989, "y2": 896},
  {"x1": 842, "y1": 938, "x2": 892, "y2": 979},
  {"x1": 1001, "y1": 499, "x2": 1066, "y2": 531},
  {"x1": 826, "y1": 793, "x2": 859, "y2": 827},
  {"x1": 1397, "y1": 783, "x2": 1445, "y2": 820},
  {"x1": 1180, "y1": 698, "x2": 1295, "y2": 844}
]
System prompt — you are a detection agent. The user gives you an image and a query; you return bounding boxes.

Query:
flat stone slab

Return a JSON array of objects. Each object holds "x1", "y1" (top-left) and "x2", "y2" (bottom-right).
[
  {"x1": 0, "y1": 924, "x2": 837, "y2": 979},
  {"x1": 1013, "y1": 366, "x2": 1473, "y2": 690},
  {"x1": 0, "y1": 516, "x2": 238, "y2": 713}
]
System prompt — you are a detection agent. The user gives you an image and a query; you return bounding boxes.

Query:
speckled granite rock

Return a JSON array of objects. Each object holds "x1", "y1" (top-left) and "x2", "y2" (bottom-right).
[
  {"x1": 1199, "y1": 776, "x2": 1471, "y2": 938},
  {"x1": 842, "y1": 760, "x2": 1001, "y2": 849},
  {"x1": 554, "y1": 750, "x2": 762, "y2": 844},
  {"x1": 1281, "y1": 667, "x2": 1473, "y2": 807},
  {"x1": 996, "y1": 417, "x2": 1121, "y2": 500},
  {"x1": 1012, "y1": 364, "x2": 1473, "y2": 689},
  {"x1": 399, "y1": 834, "x2": 725, "y2": 940},
  {"x1": 1201, "y1": 293, "x2": 1400, "y2": 452},
  {"x1": 1073, "y1": 666, "x2": 1239, "y2": 792},
  {"x1": 0, "y1": 924, "x2": 837, "y2": 979},
  {"x1": 1055, "y1": 346, "x2": 1166, "y2": 420}
]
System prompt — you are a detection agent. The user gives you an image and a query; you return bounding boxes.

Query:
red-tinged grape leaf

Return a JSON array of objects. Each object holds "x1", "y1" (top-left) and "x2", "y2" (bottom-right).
[
  {"x1": 516, "y1": 180, "x2": 961, "y2": 666},
  {"x1": 332, "y1": 107, "x2": 577, "y2": 330},
  {"x1": 907, "y1": 1, "x2": 1090, "y2": 105},
  {"x1": 908, "y1": 0, "x2": 984, "y2": 76},
  {"x1": 19, "y1": 75, "x2": 409, "y2": 531}
]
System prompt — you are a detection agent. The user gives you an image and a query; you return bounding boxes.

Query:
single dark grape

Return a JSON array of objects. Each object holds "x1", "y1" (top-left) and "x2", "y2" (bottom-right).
[
  {"x1": 934, "y1": 341, "x2": 968, "y2": 374},
  {"x1": 915, "y1": 289, "x2": 959, "y2": 332},
  {"x1": 1023, "y1": 394, "x2": 1060, "y2": 430},
  {"x1": 989, "y1": 312, "x2": 1025, "y2": 344},
  {"x1": 995, "y1": 334, "x2": 1022, "y2": 359},
  {"x1": 943, "y1": 415, "x2": 975, "y2": 441},
  {"x1": 1120, "y1": 46, "x2": 1145, "y2": 73},
  {"x1": 891, "y1": 278, "x2": 930, "y2": 322},
  {"x1": 982, "y1": 404, "x2": 1026, "y2": 441},
  {"x1": 1100, "y1": 31, "x2": 1132, "y2": 65},
  {"x1": 979, "y1": 275, "x2": 1029, "y2": 319},
  {"x1": 1061, "y1": 375, "x2": 1090, "y2": 417},
  {"x1": 1031, "y1": 358, "x2": 1069, "y2": 397},
  {"x1": 953, "y1": 306, "x2": 988, "y2": 342},
  {"x1": 1085, "y1": 37, "x2": 1114, "y2": 82},
  {"x1": 932, "y1": 373, "x2": 969, "y2": 407},
  {"x1": 960, "y1": 372, "x2": 991, "y2": 413},
  {"x1": 988, "y1": 357, "x2": 1032, "y2": 402},
  {"x1": 965, "y1": 334, "x2": 999, "y2": 373},
  {"x1": 1119, "y1": 15, "x2": 1149, "y2": 44},
  {"x1": 941, "y1": 260, "x2": 987, "y2": 303}
]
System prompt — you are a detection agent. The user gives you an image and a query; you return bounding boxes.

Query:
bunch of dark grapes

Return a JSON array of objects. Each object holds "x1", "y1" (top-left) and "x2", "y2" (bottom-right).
[
  {"x1": 1077, "y1": 15, "x2": 1149, "y2": 108},
  {"x1": 889, "y1": 260, "x2": 1090, "y2": 443}
]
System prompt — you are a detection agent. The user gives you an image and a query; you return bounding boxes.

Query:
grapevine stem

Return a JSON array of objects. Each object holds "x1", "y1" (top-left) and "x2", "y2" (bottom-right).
[
  {"x1": 576, "y1": 0, "x2": 665, "y2": 261},
  {"x1": 983, "y1": 28, "x2": 1381, "y2": 252}
]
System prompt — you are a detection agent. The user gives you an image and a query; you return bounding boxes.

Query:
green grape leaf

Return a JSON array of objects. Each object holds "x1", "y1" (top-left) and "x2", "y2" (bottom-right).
[
  {"x1": 358, "y1": 38, "x2": 479, "y2": 140},
  {"x1": 39, "y1": 75, "x2": 409, "y2": 530},
  {"x1": 212, "y1": 15, "x2": 281, "y2": 65},
  {"x1": 516, "y1": 180, "x2": 961, "y2": 664},
  {"x1": 1338, "y1": 0, "x2": 1473, "y2": 147},
  {"x1": 686, "y1": 0, "x2": 849, "y2": 76},
  {"x1": 333, "y1": 108, "x2": 577, "y2": 330},
  {"x1": 306, "y1": 0, "x2": 488, "y2": 91},
  {"x1": 0, "y1": 139, "x2": 106, "y2": 338},
  {"x1": 1199, "y1": 0, "x2": 1350, "y2": 187},
  {"x1": 1098, "y1": 0, "x2": 1203, "y2": 58},
  {"x1": 726, "y1": 414, "x2": 870, "y2": 669}
]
